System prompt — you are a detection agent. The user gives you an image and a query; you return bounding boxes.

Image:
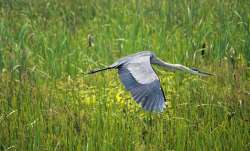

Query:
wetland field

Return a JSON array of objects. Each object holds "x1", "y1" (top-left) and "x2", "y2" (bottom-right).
[{"x1": 0, "y1": 0, "x2": 250, "y2": 150}]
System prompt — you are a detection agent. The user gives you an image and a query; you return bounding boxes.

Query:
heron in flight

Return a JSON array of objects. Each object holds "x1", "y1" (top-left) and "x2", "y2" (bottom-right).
[{"x1": 88, "y1": 51, "x2": 214, "y2": 112}]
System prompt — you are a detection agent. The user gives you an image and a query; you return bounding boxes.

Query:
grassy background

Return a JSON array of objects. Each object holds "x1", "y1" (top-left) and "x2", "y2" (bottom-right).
[{"x1": 0, "y1": 0, "x2": 250, "y2": 150}]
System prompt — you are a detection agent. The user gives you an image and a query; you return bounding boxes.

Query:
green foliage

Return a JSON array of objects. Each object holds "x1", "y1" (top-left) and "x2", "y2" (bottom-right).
[{"x1": 0, "y1": 0, "x2": 249, "y2": 150}]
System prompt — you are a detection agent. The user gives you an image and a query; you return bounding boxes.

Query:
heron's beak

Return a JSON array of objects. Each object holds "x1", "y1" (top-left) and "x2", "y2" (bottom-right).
[
  {"x1": 191, "y1": 67, "x2": 216, "y2": 76},
  {"x1": 198, "y1": 70, "x2": 216, "y2": 76}
]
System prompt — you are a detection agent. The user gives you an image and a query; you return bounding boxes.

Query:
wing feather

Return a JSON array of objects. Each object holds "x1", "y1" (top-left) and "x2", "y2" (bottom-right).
[{"x1": 118, "y1": 56, "x2": 166, "y2": 112}]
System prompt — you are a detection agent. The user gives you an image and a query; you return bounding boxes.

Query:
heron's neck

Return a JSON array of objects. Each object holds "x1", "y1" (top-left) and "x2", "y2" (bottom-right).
[
  {"x1": 151, "y1": 57, "x2": 178, "y2": 71},
  {"x1": 151, "y1": 57, "x2": 213, "y2": 76}
]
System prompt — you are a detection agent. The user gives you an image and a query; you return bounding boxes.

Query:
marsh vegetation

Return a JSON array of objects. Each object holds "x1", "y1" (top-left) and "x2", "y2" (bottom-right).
[{"x1": 0, "y1": 0, "x2": 249, "y2": 150}]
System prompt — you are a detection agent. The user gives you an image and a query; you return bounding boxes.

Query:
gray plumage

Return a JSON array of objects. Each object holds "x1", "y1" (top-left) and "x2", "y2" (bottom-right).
[{"x1": 88, "y1": 51, "x2": 214, "y2": 112}]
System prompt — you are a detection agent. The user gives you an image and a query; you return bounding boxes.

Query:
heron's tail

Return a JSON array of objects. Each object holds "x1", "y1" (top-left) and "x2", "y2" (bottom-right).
[{"x1": 87, "y1": 67, "x2": 113, "y2": 74}]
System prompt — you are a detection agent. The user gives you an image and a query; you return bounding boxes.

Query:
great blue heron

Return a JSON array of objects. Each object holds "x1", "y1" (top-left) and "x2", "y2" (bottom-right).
[{"x1": 88, "y1": 51, "x2": 214, "y2": 112}]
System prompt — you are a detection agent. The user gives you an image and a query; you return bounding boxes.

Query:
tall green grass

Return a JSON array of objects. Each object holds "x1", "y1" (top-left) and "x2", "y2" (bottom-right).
[{"x1": 0, "y1": 0, "x2": 249, "y2": 150}]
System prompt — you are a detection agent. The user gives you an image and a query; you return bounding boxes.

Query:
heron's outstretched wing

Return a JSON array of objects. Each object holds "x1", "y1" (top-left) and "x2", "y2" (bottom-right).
[{"x1": 118, "y1": 56, "x2": 166, "y2": 112}]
